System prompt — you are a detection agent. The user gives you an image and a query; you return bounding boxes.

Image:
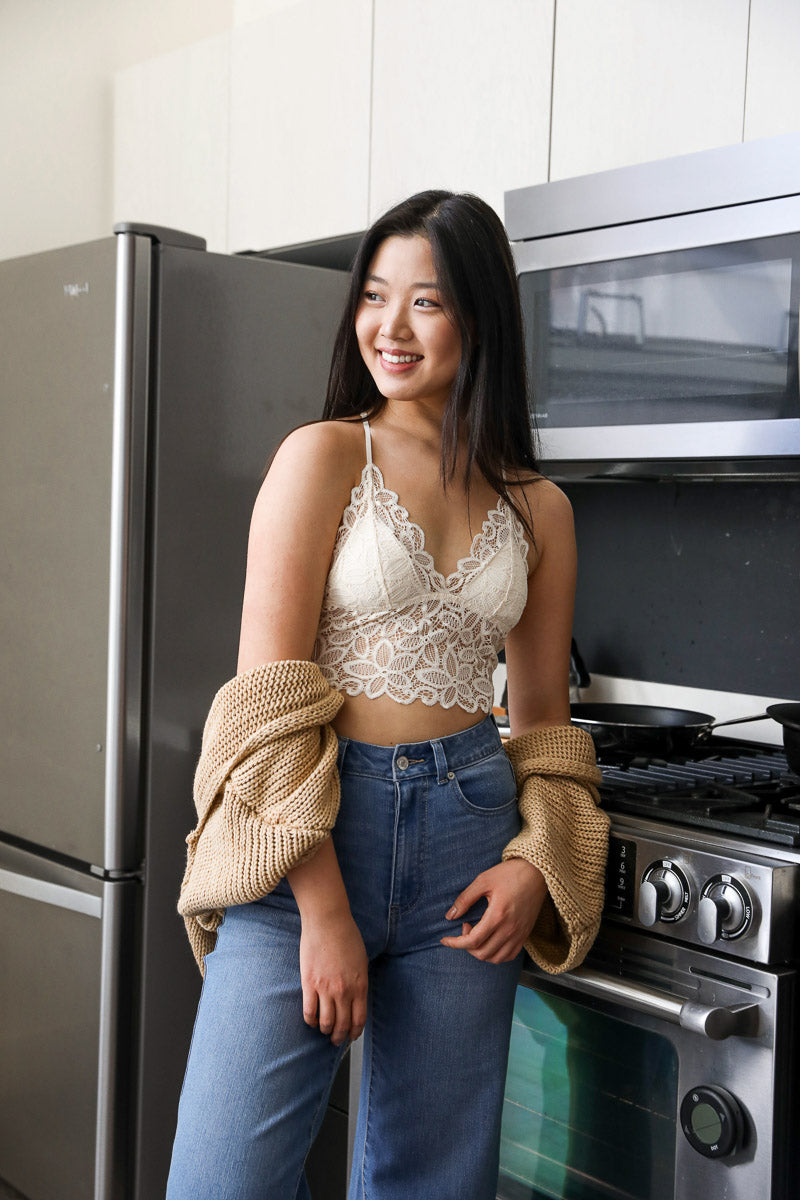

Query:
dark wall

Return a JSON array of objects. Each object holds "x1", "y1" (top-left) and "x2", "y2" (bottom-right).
[{"x1": 562, "y1": 479, "x2": 800, "y2": 698}]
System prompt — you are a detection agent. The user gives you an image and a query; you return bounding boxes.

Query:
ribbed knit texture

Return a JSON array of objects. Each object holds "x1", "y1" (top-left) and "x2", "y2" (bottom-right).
[
  {"x1": 502, "y1": 724, "x2": 609, "y2": 975},
  {"x1": 178, "y1": 660, "x2": 343, "y2": 972}
]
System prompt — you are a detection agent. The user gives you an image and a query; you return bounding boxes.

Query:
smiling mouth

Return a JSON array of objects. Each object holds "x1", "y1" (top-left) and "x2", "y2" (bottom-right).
[{"x1": 379, "y1": 350, "x2": 423, "y2": 365}]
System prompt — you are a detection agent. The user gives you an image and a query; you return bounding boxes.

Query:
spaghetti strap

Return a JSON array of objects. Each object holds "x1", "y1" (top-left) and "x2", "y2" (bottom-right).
[{"x1": 360, "y1": 413, "x2": 373, "y2": 468}]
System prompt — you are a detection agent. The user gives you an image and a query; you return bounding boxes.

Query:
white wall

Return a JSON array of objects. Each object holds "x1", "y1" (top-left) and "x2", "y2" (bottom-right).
[
  {"x1": 0, "y1": 0, "x2": 233, "y2": 261},
  {"x1": 1, "y1": 0, "x2": 798, "y2": 261}
]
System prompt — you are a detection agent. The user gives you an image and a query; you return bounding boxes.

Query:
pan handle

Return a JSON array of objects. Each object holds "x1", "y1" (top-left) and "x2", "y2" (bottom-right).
[{"x1": 709, "y1": 712, "x2": 769, "y2": 731}]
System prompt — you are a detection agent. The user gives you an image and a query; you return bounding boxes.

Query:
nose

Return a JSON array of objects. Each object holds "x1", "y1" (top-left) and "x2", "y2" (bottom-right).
[{"x1": 379, "y1": 301, "x2": 412, "y2": 340}]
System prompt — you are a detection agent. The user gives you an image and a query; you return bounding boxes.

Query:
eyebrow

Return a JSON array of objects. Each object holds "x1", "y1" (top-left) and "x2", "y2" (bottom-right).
[{"x1": 366, "y1": 273, "x2": 440, "y2": 289}]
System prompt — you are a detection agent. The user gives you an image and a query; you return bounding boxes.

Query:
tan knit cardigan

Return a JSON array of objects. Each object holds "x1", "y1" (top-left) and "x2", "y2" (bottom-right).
[
  {"x1": 502, "y1": 723, "x2": 610, "y2": 975},
  {"x1": 178, "y1": 660, "x2": 343, "y2": 971}
]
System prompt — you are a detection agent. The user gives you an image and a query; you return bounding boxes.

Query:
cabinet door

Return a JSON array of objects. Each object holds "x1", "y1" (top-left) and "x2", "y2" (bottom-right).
[
  {"x1": 549, "y1": 0, "x2": 750, "y2": 180},
  {"x1": 228, "y1": 0, "x2": 372, "y2": 251},
  {"x1": 370, "y1": 0, "x2": 554, "y2": 222},
  {"x1": 113, "y1": 34, "x2": 231, "y2": 253},
  {"x1": 744, "y1": 0, "x2": 800, "y2": 141}
]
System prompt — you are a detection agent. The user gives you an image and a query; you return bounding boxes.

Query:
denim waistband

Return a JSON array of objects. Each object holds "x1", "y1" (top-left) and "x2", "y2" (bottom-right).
[{"x1": 337, "y1": 713, "x2": 503, "y2": 783}]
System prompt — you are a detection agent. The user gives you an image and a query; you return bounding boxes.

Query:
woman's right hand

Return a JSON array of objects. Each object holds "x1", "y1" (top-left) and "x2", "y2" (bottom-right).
[{"x1": 299, "y1": 910, "x2": 368, "y2": 1045}]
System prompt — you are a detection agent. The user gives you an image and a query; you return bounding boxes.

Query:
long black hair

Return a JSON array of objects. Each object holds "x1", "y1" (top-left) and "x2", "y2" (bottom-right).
[{"x1": 322, "y1": 190, "x2": 541, "y2": 539}]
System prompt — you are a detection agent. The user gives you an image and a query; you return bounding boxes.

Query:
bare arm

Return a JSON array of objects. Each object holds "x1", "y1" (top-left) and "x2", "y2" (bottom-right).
[
  {"x1": 238, "y1": 422, "x2": 367, "y2": 1043},
  {"x1": 441, "y1": 482, "x2": 577, "y2": 962},
  {"x1": 237, "y1": 423, "x2": 353, "y2": 670},
  {"x1": 503, "y1": 481, "x2": 576, "y2": 734}
]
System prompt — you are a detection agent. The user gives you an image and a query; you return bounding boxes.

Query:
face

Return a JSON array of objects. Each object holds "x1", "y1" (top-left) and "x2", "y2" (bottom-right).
[{"x1": 355, "y1": 235, "x2": 462, "y2": 412}]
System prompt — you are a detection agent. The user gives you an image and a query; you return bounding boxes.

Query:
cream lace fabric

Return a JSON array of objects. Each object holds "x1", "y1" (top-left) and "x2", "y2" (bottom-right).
[{"x1": 313, "y1": 421, "x2": 529, "y2": 713}]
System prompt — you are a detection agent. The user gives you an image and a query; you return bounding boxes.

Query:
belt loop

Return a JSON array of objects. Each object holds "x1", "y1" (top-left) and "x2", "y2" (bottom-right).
[{"x1": 431, "y1": 739, "x2": 450, "y2": 785}]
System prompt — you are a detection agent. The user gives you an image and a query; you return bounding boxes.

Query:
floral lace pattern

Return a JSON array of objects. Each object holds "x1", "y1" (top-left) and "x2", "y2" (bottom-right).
[{"x1": 313, "y1": 462, "x2": 529, "y2": 713}]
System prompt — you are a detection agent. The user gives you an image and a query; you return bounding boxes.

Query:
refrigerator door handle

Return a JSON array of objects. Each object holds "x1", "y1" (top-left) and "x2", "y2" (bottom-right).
[
  {"x1": 0, "y1": 866, "x2": 102, "y2": 918},
  {"x1": 104, "y1": 230, "x2": 150, "y2": 874}
]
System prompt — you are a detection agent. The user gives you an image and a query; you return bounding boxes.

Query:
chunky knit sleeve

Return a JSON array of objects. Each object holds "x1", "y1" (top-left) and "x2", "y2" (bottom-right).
[
  {"x1": 502, "y1": 724, "x2": 609, "y2": 975},
  {"x1": 178, "y1": 660, "x2": 344, "y2": 971}
]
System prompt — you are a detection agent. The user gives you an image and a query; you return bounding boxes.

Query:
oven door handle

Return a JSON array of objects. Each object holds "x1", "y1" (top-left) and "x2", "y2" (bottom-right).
[{"x1": 562, "y1": 966, "x2": 760, "y2": 1040}]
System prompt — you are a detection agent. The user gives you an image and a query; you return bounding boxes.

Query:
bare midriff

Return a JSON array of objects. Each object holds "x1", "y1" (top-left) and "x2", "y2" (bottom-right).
[{"x1": 331, "y1": 691, "x2": 488, "y2": 747}]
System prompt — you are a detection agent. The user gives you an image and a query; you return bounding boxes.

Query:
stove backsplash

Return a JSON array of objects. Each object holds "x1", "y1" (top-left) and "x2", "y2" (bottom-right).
[{"x1": 561, "y1": 479, "x2": 800, "y2": 701}]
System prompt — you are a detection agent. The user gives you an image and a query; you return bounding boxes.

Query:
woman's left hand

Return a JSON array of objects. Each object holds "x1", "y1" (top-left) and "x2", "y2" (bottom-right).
[{"x1": 440, "y1": 858, "x2": 548, "y2": 963}]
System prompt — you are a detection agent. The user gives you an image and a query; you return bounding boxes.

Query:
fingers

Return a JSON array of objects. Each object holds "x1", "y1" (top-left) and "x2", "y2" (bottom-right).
[
  {"x1": 441, "y1": 915, "x2": 522, "y2": 963},
  {"x1": 350, "y1": 991, "x2": 367, "y2": 1043},
  {"x1": 298, "y1": 915, "x2": 369, "y2": 1044},
  {"x1": 443, "y1": 871, "x2": 517, "y2": 961},
  {"x1": 302, "y1": 984, "x2": 319, "y2": 1029},
  {"x1": 445, "y1": 875, "x2": 486, "y2": 921},
  {"x1": 443, "y1": 860, "x2": 547, "y2": 963},
  {"x1": 303, "y1": 985, "x2": 367, "y2": 1045},
  {"x1": 317, "y1": 994, "x2": 337, "y2": 1040}
]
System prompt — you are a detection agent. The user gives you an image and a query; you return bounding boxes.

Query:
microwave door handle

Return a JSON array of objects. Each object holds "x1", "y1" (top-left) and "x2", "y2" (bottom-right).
[{"x1": 563, "y1": 965, "x2": 759, "y2": 1040}]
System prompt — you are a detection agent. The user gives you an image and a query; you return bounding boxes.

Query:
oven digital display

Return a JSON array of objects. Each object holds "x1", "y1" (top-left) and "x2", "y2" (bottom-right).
[{"x1": 606, "y1": 835, "x2": 637, "y2": 918}]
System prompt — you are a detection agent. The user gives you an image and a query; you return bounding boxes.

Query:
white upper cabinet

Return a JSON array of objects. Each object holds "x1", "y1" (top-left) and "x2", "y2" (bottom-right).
[
  {"x1": 549, "y1": 0, "x2": 750, "y2": 180},
  {"x1": 113, "y1": 34, "x2": 231, "y2": 252},
  {"x1": 744, "y1": 0, "x2": 800, "y2": 141},
  {"x1": 227, "y1": 0, "x2": 372, "y2": 251},
  {"x1": 370, "y1": 0, "x2": 554, "y2": 223}
]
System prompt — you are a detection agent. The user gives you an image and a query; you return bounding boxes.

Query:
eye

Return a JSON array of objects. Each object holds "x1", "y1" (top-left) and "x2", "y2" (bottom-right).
[
  {"x1": 363, "y1": 290, "x2": 383, "y2": 303},
  {"x1": 415, "y1": 297, "x2": 440, "y2": 308}
]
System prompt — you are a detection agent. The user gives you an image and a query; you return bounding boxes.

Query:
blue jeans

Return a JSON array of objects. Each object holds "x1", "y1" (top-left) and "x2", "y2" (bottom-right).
[{"x1": 167, "y1": 715, "x2": 523, "y2": 1200}]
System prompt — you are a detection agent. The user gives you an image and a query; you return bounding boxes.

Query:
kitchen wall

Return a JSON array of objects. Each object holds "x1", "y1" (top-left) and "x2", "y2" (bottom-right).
[
  {"x1": 2, "y1": 0, "x2": 799, "y2": 261},
  {"x1": 565, "y1": 479, "x2": 800, "y2": 702},
  {"x1": 0, "y1": 0, "x2": 233, "y2": 262}
]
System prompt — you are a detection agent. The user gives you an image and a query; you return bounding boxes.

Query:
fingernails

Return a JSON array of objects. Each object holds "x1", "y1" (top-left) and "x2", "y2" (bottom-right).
[{"x1": 446, "y1": 906, "x2": 458, "y2": 919}]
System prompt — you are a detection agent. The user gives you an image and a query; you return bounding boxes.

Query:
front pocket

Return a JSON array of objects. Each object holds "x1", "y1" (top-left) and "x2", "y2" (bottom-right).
[{"x1": 449, "y1": 749, "x2": 518, "y2": 815}]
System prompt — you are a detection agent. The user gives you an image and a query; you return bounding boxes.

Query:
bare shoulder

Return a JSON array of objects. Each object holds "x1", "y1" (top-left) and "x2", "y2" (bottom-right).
[
  {"x1": 251, "y1": 418, "x2": 365, "y2": 515},
  {"x1": 268, "y1": 418, "x2": 366, "y2": 486},
  {"x1": 511, "y1": 476, "x2": 574, "y2": 561},
  {"x1": 522, "y1": 476, "x2": 573, "y2": 521}
]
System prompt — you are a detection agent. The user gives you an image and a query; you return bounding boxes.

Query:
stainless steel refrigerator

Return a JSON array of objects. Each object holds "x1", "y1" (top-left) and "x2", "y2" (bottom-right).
[{"x1": 0, "y1": 226, "x2": 350, "y2": 1200}]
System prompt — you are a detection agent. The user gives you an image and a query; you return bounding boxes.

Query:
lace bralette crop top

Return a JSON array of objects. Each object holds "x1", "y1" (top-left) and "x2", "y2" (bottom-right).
[{"x1": 312, "y1": 419, "x2": 530, "y2": 713}]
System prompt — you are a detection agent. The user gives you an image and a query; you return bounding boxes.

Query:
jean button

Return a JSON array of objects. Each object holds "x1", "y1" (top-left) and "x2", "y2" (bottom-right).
[{"x1": 396, "y1": 755, "x2": 409, "y2": 770}]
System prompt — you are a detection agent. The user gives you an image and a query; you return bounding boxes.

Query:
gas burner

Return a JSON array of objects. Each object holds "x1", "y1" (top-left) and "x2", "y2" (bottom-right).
[{"x1": 598, "y1": 744, "x2": 800, "y2": 846}]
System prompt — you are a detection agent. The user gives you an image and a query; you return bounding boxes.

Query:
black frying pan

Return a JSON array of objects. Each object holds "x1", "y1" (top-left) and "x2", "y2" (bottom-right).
[{"x1": 570, "y1": 701, "x2": 800, "y2": 775}]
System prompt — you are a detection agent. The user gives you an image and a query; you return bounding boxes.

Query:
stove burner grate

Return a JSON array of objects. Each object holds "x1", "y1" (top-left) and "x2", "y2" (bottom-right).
[{"x1": 599, "y1": 747, "x2": 800, "y2": 846}]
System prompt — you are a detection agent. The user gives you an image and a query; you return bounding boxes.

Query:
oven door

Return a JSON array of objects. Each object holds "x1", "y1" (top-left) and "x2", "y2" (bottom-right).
[{"x1": 497, "y1": 927, "x2": 797, "y2": 1200}]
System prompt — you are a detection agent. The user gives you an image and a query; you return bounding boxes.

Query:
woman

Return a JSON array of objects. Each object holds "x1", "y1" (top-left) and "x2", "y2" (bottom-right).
[{"x1": 169, "y1": 190, "x2": 607, "y2": 1200}]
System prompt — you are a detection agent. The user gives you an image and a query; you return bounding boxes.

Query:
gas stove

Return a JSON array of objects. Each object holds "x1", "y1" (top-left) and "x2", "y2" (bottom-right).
[
  {"x1": 597, "y1": 738, "x2": 800, "y2": 967},
  {"x1": 598, "y1": 741, "x2": 800, "y2": 847}
]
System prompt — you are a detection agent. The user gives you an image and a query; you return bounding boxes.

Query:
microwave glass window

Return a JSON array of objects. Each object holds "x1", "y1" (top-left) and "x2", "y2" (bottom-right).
[
  {"x1": 520, "y1": 236, "x2": 799, "y2": 428},
  {"x1": 498, "y1": 985, "x2": 677, "y2": 1200}
]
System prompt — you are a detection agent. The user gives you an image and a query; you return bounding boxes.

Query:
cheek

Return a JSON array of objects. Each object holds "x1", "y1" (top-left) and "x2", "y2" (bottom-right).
[
  {"x1": 435, "y1": 328, "x2": 463, "y2": 377},
  {"x1": 355, "y1": 312, "x2": 376, "y2": 363}
]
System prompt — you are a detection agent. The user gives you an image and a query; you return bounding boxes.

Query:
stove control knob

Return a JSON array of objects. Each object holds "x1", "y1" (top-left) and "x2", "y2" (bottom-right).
[
  {"x1": 698, "y1": 875, "x2": 752, "y2": 943},
  {"x1": 639, "y1": 861, "x2": 690, "y2": 926}
]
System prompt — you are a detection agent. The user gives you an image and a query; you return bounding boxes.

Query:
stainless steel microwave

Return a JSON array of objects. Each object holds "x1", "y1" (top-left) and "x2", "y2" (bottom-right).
[{"x1": 506, "y1": 133, "x2": 800, "y2": 480}]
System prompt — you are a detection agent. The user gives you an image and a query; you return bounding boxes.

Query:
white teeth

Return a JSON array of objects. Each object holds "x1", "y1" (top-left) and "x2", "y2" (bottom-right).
[{"x1": 381, "y1": 351, "x2": 422, "y2": 364}]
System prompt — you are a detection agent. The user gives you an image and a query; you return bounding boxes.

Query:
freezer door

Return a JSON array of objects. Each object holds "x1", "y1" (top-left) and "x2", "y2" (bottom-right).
[
  {"x1": 0, "y1": 842, "x2": 105, "y2": 1200},
  {"x1": 0, "y1": 239, "x2": 116, "y2": 865}
]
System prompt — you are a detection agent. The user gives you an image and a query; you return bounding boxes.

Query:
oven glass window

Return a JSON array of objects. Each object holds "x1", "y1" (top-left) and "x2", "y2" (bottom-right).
[
  {"x1": 498, "y1": 984, "x2": 678, "y2": 1200},
  {"x1": 519, "y1": 235, "x2": 799, "y2": 428}
]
